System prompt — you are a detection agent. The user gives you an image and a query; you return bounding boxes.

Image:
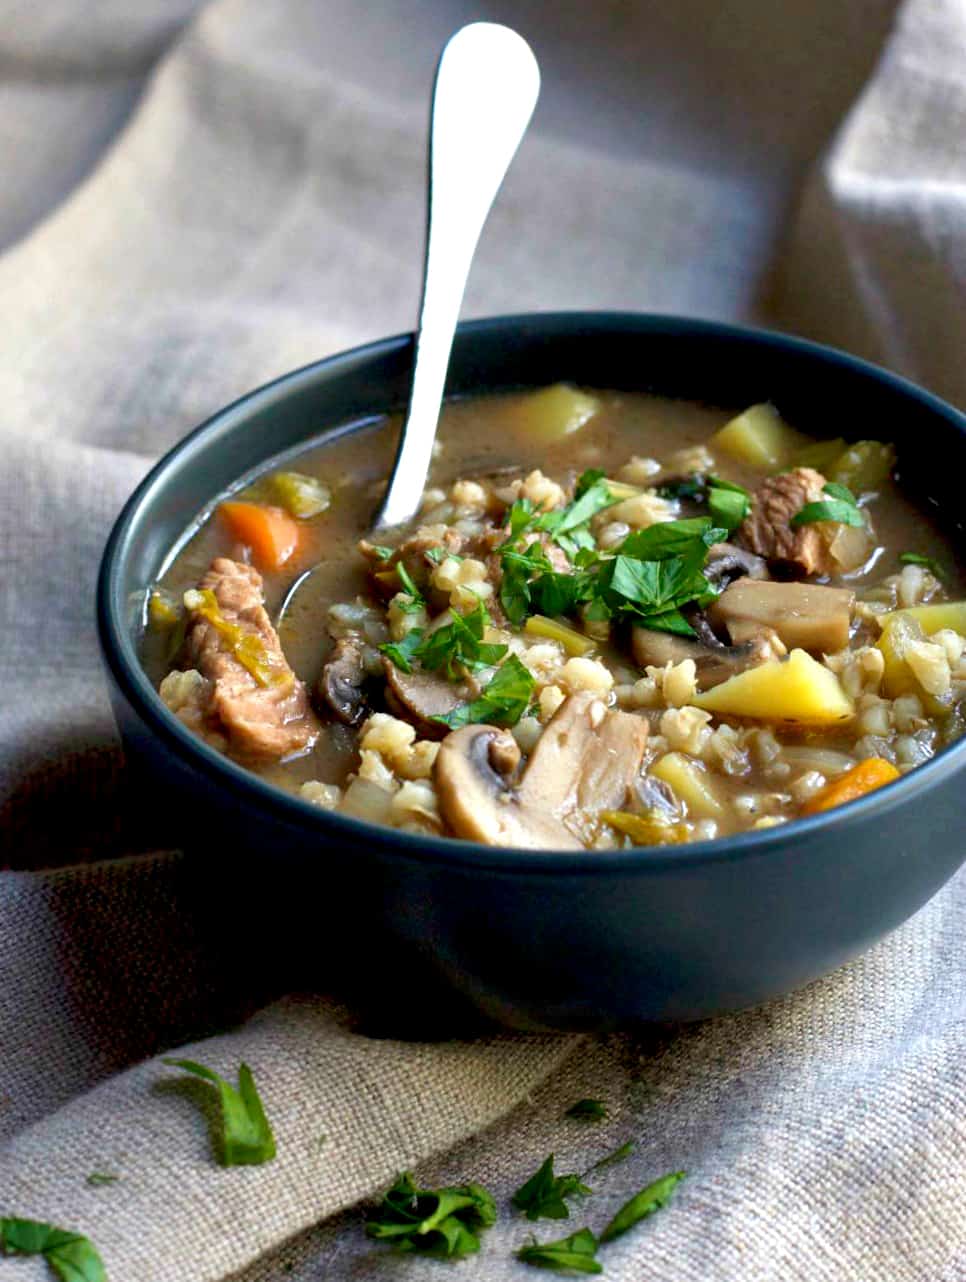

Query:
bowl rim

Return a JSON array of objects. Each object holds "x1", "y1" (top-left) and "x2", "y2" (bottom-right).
[{"x1": 97, "y1": 309, "x2": 966, "y2": 876}]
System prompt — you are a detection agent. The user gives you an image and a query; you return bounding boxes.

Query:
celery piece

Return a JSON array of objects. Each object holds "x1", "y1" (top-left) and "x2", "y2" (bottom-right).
[
  {"x1": 148, "y1": 589, "x2": 181, "y2": 628},
  {"x1": 184, "y1": 588, "x2": 292, "y2": 689},
  {"x1": 524, "y1": 614, "x2": 596, "y2": 656},
  {"x1": 601, "y1": 810, "x2": 688, "y2": 846},
  {"x1": 827, "y1": 440, "x2": 895, "y2": 493},
  {"x1": 266, "y1": 470, "x2": 331, "y2": 519}
]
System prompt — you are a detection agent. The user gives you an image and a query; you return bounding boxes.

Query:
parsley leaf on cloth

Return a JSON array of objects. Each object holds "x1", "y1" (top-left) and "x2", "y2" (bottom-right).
[
  {"x1": 512, "y1": 1154, "x2": 592, "y2": 1221},
  {"x1": 366, "y1": 1171, "x2": 496, "y2": 1260},
  {"x1": 790, "y1": 481, "x2": 865, "y2": 529},
  {"x1": 0, "y1": 1217, "x2": 106, "y2": 1282},
  {"x1": 433, "y1": 654, "x2": 535, "y2": 729},
  {"x1": 516, "y1": 1227, "x2": 602, "y2": 1274},
  {"x1": 589, "y1": 1140, "x2": 636, "y2": 1171},
  {"x1": 565, "y1": 1098, "x2": 608, "y2": 1121},
  {"x1": 598, "y1": 1170, "x2": 686, "y2": 1243},
  {"x1": 162, "y1": 1058, "x2": 276, "y2": 1166}
]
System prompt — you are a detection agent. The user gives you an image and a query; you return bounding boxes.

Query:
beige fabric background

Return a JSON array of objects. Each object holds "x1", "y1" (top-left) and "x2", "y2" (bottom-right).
[{"x1": 1, "y1": 1, "x2": 964, "y2": 1279}]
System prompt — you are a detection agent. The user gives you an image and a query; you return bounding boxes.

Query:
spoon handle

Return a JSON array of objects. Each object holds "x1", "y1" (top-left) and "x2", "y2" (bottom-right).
[{"x1": 372, "y1": 23, "x2": 540, "y2": 531}]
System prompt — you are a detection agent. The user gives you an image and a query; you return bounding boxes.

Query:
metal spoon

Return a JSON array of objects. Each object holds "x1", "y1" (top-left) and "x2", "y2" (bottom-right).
[{"x1": 278, "y1": 23, "x2": 539, "y2": 625}]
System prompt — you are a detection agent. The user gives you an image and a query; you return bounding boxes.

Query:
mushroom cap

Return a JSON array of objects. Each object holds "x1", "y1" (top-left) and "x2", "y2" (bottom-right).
[{"x1": 434, "y1": 692, "x2": 649, "y2": 850}]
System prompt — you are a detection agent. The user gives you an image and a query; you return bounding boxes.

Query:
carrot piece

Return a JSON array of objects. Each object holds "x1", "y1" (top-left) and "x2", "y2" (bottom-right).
[
  {"x1": 800, "y1": 758, "x2": 900, "y2": 815},
  {"x1": 219, "y1": 501, "x2": 299, "y2": 571}
]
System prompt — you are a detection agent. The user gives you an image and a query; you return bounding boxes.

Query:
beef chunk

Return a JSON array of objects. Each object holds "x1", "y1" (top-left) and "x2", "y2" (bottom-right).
[
  {"x1": 738, "y1": 467, "x2": 838, "y2": 578},
  {"x1": 184, "y1": 557, "x2": 319, "y2": 760}
]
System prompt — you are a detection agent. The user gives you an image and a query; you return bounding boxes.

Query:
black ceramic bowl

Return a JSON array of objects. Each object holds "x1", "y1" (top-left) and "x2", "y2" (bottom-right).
[{"x1": 98, "y1": 313, "x2": 966, "y2": 1031}]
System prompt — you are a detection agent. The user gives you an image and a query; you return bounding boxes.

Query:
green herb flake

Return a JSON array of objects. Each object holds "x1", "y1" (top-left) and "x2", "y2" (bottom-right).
[
  {"x1": 790, "y1": 482, "x2": 865, "y2": 529},
  {"x1": 0, "y1": 1218, "x2": 106, "y2": 1282},
  {"x1": 512, "y1": 1154, "x2": 592, "y2": 1221},
  {"x1": 85, "y1": 1173, "x2": 119, "y2": 1187},
  {"x1": 899, "y1": 551, "x2": 944, "y2": 579},
  {"x1": 590, "y1": 1141, "x2": 635, "y2": 1171},
  {"x1": 425, "y1": 546, "x2": 463, "y2": 566},
  {"x1": 366, "y1": 1171, "x2": 496, "y2": 1260},
  {"x1": 598, "y1": 1170, "x2": 686, "y2": 1243},
  {"x1": 516, "y1": 1227, "x2": 602, "y2": 1274},
  {"x1": 414, "y1": 602, "x2": 507, "y2": 680},
  {"x1": 565, "y1": 1098, "x2": 609, "y2": 1122},
  {"x1": 707, "y1": 476, "x2": 751, "y2": 533},
  {"x1": 379, "y1": 628, "x2": 424, "y2": 675},
  {"x1": 657, "y1": 474, "x2": 707, "y2": 500},
  {"x1": 434, "y1": 654, "x2": 536, "y2": 730},
  {"x1": 162, "y1": 1058, "x2": 276, "y2": 1167},
  {"x1": 370, "y1": 545, "x2": 395, "y2": 561},
  {"x1": 395, "y1": 563, "x2": 424, "y2": 605}
]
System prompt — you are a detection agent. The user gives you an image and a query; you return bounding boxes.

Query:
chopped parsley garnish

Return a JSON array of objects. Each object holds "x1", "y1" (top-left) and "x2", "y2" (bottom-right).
[
  {"x1": 565, "y1": 1098, "x2": 608, "y2": 1122},
  {"x1": 395, "y1": 562, "x2": 425, "y2": 608},
  {"x1": 512, "y1": 1154, "x2": 592, "y2": 1221},
  {"x1": 433, "y1": 654, "x2": 535, "y2": 729},
  {"x1": 500, "y1": 471, "x2": 618, "y2": 563},
  {"x1": 366, "y1": 1171, "x2": 496, "y2": 1260},
  {"x1": 598, "y1": 1170, "x2": 686, "y2": 1243},
  {"x1": 412, "y1": 602, "x2": 507, "y2": 678},
  {"x1": 516, "y1": 1227, "x2": 602, "y2": 1274},
  {"x1": 425, "y1": 546, "x2": 463, "y2": 565},
  {"x1": 162, "y1": 1058, "x2": 276, "y2": 1166},
  {"x1": 658, "y1": 474, "x2": 707, "y2": 500},
  {"x1": 0, "y1": 1218, "x2": 106, "y2": 1282},
  {"x1": 370, "y1": 544, "x2": 395, "y2": 561},
  {"x1": 707, "y1": 476, "x2": 751, "y2": 532},
  {"x1": 500, "y1": 513, "x2": 726, "y2": 638},
  {"x1": 379, "y1": 628, "x2": 425, "y2": 674},
  {"x1": 380, "y1": 602, "x2": 506, "y2": 680},
  {"x1": 900, "y1": 551, "x2": 944, "y2": 578},
  {"x1": 790, "y1": 481, "x2": 865, "y2": 529}
]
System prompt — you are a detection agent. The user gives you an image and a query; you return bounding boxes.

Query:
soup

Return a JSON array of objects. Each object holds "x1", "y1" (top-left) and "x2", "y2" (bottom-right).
[{"x1": 143, "y1": 387, "x2": 966, "y2": 849}]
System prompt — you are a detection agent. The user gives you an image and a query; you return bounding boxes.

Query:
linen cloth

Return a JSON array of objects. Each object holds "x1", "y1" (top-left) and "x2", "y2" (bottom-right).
[{"x1": 1, "y1": 1, "x2": 964, "y2": 1279}]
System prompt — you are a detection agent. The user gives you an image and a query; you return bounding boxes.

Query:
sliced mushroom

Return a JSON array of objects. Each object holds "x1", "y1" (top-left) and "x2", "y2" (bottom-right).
[
  {"x1": 631, "y1": 618, "x2": 784, "y2": 690},
  {"x1": 382, "y1": 659, "x2": 472, "y2": 740},
  {"x1": 708, "y1": 578, "x2": 854, "y2": 653},
  {"x1": 434, "y1": 691, "x2": 648, "y2": 849},
  {"x1": 318, "y1": 637, "x2": 368, "y2": 725},
  {"x1": 703, "y1": 542, "x2": 768, "y2": 590}
]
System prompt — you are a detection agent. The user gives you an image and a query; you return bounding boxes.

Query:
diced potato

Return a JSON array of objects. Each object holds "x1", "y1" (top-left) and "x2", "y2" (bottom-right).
[
  {"x1": 650, "y1": 753, "x2": 725, "y2": 819},
  {"x1": 693, "y1": 649, "x2": 854, "y2": 725},
  {"x1": 877, "y1": 604, "x2": 966, "y2": 700},
  {"x1": 709, "y1": 403, "x2": 809, "y2": 470},
  {"x1": 511, "y1": 383, "x2": 600, "y2": 440},
  {"x1": 709, "y1": 579, "x2": 854, "y2": 653},
  {"x1": 524, "y1": 614, "x2": 596, "y2": 656},
  {"x1": 879, "y1": 601, "x2": 966, "y2": 637}
]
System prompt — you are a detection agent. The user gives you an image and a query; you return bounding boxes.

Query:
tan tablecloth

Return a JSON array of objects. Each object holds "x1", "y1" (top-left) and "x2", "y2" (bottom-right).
[{"x1": 1, "y1": 2, "x2": 964, "y2": 1278}]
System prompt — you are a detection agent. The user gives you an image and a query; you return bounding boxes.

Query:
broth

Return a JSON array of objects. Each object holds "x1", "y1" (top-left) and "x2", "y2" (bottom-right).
[{"x1": 143, "y1": 388, "x2": 966, "y2": 848}]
